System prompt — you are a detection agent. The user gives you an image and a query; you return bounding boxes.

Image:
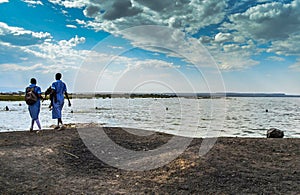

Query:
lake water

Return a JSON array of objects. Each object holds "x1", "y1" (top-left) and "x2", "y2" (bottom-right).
[{"x1": 1, "y1": 97, "x2": 300, "y2": 138}]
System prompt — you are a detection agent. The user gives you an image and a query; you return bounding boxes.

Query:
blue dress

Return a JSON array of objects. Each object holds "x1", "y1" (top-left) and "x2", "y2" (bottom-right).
[
  {"x1": 26, "y1": 84, "x2": 42, "y2": 120},
  {"x1": 51, "y1": 80, "x2": 67, "y2": 119}
]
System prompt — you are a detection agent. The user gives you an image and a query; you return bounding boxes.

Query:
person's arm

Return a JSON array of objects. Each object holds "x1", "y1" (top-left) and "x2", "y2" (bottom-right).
[
  {"x1": 63, "y1": 83, "x2": 71, "y2": 107},
  {"x1": 43, "y1": 86, "x2": 51, "y2": 102},
  {"x1": 37, "y1": 87, "x2": 44, "y2": 101},
  {"x1": 39, "y1": 93, "x2": 44, "y2": 101},
  {"x1": 65, "y1": 91, "x2": 71, "y2": 107}
]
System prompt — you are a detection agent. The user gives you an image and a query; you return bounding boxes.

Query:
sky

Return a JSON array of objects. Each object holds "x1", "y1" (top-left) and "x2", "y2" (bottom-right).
[{"x1": 0, "y1": 0, "x2": 300, "y2": 94}]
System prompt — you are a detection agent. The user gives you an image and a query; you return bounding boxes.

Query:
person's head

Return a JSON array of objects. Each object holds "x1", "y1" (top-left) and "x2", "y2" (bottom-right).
[
  {"x1": 55, "y1": 73, "x2": 62, "y2": 80},
  {"x1": 30, "y1": 78, "x2": 37, "y2": 84}
]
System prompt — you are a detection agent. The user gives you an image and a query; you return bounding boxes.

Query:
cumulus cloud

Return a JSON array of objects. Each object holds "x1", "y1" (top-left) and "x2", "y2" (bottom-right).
[
  {"x1": 20, "y1": 35, "x2": 87, "y2": 67},
  {"x1": 0, "y1": 41, "x2": 35, "y2": 64},
  {"x1": 84, "y1": 4, "x2": 101, "y2": 18},
  {"x1": 214, "y1": 32, "x2": 233, "y2": 43},
  {"x1": 58, "y1": 35, "x2": 85, "y2": 48},
  {"x1": 0, "y1": 22, "x2": 88, "y2": 73},
  {"x1": 203, "y1": 31, "x2": 260, "y2": 70},
  {"x1": 51, "y1": 0, "x2": 227, "y2": 34},
  {"x1": 0, "y1": 22, "x2": 52, "y2": 46},
  {"x1": 215, "y1": 53, "x2": 259, "y2": 71},
  {"x1": 28, "y1": 0, "x2": 300, "y2": 73},
  {"x1": 118, "y1": 26, "x2": 217, "y2": 70},
  {"x1": 224, "y1": 0, "x2": 300, "y2": 41},
  {"x1": 103, "y1": 0, "x2": 142, "y2": 20},
  {"x1": 54, "y1": 0, "x2": 237, "y2": 71},
  {"x1": 267, "y1": 33, "x2": 300, "y2": 56},
  {"x1": 197, "y1": 0, "x2": 300, "y2": 70}
]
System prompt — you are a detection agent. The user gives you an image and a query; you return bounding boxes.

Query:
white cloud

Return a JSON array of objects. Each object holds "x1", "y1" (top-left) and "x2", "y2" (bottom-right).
[
  {"x1": 22, "y1": 0, "x2": 43, "y2": 6},
  {"x1": 202, "y1": 30, "x2": 260, "y2": 70},
  {"x1": 216, "y1": 54, "x2": 259, "y2": 71},
  {"x1": 0, "y1": 0, "x2": 8, "y2": 3},
  {"x1": 267, "y1": 33, "x2": 300, "y2": 56},
  {"x1": 1, "y1": 63, "x2": 43, "y2": 71},
  {"x1": 108, "y1": 45, "x2": 123, "y2": 50},
  {"x1": 48, "y1": 0, "x2": 86, "y2": 8},
  {"x1": 127, "y1": 59, "x2": 179, "y2": 70},
  {"x1": 0, "y1": 22, "x2": 52, "y2": 46},
  {"x1": 0, "y1": 63, "x2": 79, "y2": 74},
  {"x1": 75, "y1": 19, "x2": 86, "y2": 25},
  {"x1": 58, "y1": 35, "x2": 85, "y2": 47},
  {"x1": 117, "y1": 26, "x2": 216, "y2": 69},
  {"x1": 256, "y1": 0, "x2": 272, "y2": 2},
  {"x1": 214, "y1": 32, "x2": 233, "y2": 43},
  {"x1": 267, "y1": 56, "x2": 285, "y2": 62},
  {"x1": 0, "y1": 22, "x2": 49, "y2": 38},
  {"x1": 12, "y1": 0, "x2": 300, "y2": 74},
  {"x1": 224, "y1": 0, "x2": 300, "y2": 42},
  {"x1": 0, "y1": 22, "x2": 88, "y2": 73},
  {"x1": 19, "y1": 35, "x2": 87, "y2": 67},
  {"x1": 51, "y1": 0, "x2": 227, "y2": 35},
  {"x1": 67, "y1": 0, "x2": 243, "y2": 72},
  {"x1": 199, "y1": 0, "x2": 300, "y2": 71},
  {"x1": 66, "y1": 24, "x2": 77, "y2": 29}
]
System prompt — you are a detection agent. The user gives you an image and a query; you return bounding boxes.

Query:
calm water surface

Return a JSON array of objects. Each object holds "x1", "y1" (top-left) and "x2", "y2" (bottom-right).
[{"x1": 1, "y1": 97, "x2": 300, "y2": 138}]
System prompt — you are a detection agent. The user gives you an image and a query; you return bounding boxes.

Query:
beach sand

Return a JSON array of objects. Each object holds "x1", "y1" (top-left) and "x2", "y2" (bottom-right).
[{"x1": 0, "y1": 124, "x2": 299, "y2": 194}]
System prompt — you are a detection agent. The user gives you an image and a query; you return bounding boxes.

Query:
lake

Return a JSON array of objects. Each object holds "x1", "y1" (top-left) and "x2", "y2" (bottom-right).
[{"x1": 1, "y1": 97, "x2": 300, "y2": 138}]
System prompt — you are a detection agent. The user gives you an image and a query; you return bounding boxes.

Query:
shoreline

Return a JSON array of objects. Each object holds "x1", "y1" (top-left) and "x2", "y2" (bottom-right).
[
  {"x1": 0, "y1": 125, "x2": 299, "y2": 194},
  {"x1": 1, "y1": 128, "x2": 299, "y2": 139},
  {"x1": 1, "y1": 126, "x2": 299, "y2": 139},
  {"x1": 0, "y1": 122, "x2": 299, "y2": 139}
]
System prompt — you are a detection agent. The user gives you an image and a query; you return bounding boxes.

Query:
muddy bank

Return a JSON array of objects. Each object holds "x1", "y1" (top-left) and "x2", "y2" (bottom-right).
[{"x1": 0, "y1": 125, "x2": 299, "y2": 194}]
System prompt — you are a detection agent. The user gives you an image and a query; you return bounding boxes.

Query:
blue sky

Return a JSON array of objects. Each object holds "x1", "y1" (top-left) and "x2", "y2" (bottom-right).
[{"x1": 0, "y1": 0, "x2": 300, "y2": 94}]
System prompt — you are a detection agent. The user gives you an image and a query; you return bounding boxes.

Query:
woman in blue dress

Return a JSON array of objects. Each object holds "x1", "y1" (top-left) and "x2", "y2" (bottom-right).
[
  {"x1": 51, "y1": 73, "x2": 71, "y2": 130},
  {"x1": 26, "y1": 78, "x2": 43, "y2": 132}
]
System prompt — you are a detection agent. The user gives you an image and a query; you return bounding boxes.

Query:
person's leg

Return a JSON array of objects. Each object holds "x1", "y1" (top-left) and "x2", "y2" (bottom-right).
[
  {"x1": 36, "y1": 119, "x2": 41, "y2": 130},
  {"x1": 54, "y1": 119, "x2": 60, "y2": 129},
  {"x1": 30, "y1": 119, "x2": 34, "y2": 131},
  {"x1": 58, "y1": 118, "x2": 66, "y2": 130},
  {"x1": 58, "y1": 118, "x2": 63, "y2": 125}
]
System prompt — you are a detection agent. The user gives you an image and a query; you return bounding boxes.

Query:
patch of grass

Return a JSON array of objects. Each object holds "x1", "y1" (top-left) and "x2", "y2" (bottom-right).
[{"x1": 0, "y1": 95, "x2": 24, "y2": 101}]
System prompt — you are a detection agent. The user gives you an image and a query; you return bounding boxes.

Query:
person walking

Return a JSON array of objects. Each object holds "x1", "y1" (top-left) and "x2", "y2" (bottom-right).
[
  {"x1": 51, "y1": 73, "x2": 71, "y2": 130},
  {"x1": 25, "y1": 78, "x2": 43, "y2": 132}
]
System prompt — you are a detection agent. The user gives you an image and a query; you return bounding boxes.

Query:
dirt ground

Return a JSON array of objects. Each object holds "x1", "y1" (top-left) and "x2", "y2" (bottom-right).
[{"x1": 0, "y1": 124, "x2": 299, "y2": 194}]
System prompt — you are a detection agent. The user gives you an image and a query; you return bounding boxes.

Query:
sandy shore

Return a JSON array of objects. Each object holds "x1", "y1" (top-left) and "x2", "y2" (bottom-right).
[{"x1": 0, "y1": 124, "x2": 299, "y2": 194}]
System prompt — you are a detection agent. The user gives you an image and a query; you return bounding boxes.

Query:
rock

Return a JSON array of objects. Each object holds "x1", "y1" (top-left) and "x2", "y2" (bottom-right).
[{"x1": 267, "y1": 128, "x2": 284, "y2": 138}]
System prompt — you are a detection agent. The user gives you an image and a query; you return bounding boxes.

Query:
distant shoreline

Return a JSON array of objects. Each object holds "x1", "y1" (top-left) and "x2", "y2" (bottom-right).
[{"x1": 1, "y1": 92, "x2": 300, "y2": 101}]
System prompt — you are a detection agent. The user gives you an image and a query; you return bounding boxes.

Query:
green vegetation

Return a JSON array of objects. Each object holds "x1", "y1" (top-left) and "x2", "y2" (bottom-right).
[
  {"x1": 0, "y1": 94, "x2": 25, "y2": 101},
  {"x1": 128, "y1": 93, "x2": 177, "y2": 98},
  {"x1": 0, "y1": 92, "x2": 179, "y2": 101},
  {"x1": 0, "y1": 92, "x2": 74, "y2": 101}
]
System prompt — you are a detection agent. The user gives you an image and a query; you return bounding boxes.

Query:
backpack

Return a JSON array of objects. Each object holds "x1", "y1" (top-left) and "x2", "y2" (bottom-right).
[{"x1": 25, "y1": 87, "x2": 38, "y2": 105}]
